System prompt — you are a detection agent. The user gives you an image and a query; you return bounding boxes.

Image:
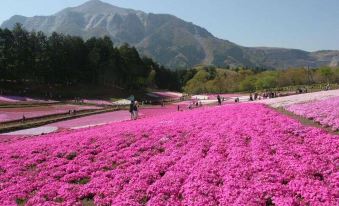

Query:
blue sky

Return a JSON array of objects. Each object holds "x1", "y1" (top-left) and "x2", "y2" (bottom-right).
[{"x1": 0, "y1": 0, "x2": 338, "y2": 51}]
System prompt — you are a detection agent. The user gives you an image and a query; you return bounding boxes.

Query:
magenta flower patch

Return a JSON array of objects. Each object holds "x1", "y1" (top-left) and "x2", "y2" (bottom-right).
[{"x1": 0, "y1": 104, "x2": 338, "y2": 205}]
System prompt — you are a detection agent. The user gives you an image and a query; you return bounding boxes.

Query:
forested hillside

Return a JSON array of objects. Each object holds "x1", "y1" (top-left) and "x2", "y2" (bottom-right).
[{"x1": 0, "y1": 24, "x2": 181, "y2": 94}]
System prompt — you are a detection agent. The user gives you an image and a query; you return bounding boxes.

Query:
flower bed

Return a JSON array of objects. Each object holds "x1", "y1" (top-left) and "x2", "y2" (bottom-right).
[
  {"x1": 0, "y1": 104, "x2": 337, "y2": 205},
  {"x1": 152, "y1": 92, "x2": 183, "y2": 98},
  {"x1": 83, "y1": 99, "x2": 113, "y2": 106},
  {"x1": 285, "y1": 96, "x2": 339, "y2": 131},
  {"x1": 147, "y1": 92, "x2": 184, "y2": 101},
  {"x1": 49, "y1": 105, "x2": 197, "y2": 130},
  {"x1": 206, "y1": 93, "x2": 243, "y2": 99},
  {"x1": 0, "y1": 95, "x2": 57, "y2": 103},
  {"x1": 0, "y1": 104, "x2": 101, "y2": 123},
  {"x1": 258, "y1": 89, "x2": 339, "y2": 108}
]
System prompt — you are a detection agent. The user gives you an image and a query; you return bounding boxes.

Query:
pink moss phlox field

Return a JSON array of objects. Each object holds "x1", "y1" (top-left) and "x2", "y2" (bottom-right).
[
  {"x1": 207, "y1": 93, "x2": 242, "y2": 99},
  {"x1": 286, "y1": 96, "x2": 339, "y2": 131},
  {"x1": 83, "y1": 99, "x2": 113, "y2": 106},
  {"x1": 0, "y1": 95, "x2": 57, "y2": 103},
  {"x1": 0, "y1": 104, "x2": 100, "y2": 123},
  {"x1": 152, "y1": 92, "x2": 183, "y2": 99},
  {"x1": 0, "y1": 104, "x2": 338, "y2": 205}
]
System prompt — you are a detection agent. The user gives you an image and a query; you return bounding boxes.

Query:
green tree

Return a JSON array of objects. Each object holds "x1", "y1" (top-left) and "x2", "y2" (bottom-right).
[
  {"x1": 318, "y1": 67, "x2": 334, "y2": 83},
  {"x1": 240, "y1": 76, "x2": 257, "y2": 92}
]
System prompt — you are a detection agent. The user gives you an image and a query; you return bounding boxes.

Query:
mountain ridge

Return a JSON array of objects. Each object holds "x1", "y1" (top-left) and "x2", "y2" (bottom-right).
[{"x1": 2, "y1": 0, "x2": 339, "y2": 69}]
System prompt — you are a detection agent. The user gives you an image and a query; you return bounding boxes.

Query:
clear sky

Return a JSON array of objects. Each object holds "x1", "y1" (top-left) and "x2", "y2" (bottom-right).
[{"x1": 0, "y1": 0, "x2": 338, "y2": 51}]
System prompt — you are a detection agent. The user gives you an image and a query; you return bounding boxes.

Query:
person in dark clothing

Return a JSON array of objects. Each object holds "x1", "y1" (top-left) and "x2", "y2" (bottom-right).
[
  {"x1": 133, "y1": 101, "x2": 139, "y2": 120},
  {"x1": 217, "y1": 95, "x2": 222, "y2": 105},
  {"x1": 129, "y1": 100, "x2": 135, "y2": 120}
]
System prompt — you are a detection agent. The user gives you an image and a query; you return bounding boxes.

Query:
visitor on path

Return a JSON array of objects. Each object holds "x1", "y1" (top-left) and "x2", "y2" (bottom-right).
[
  {"x1": 177, "y1": 105, "x2": 180, "y2": 111},
  {"x1": 217, "y1": 95, "x2": 222, "y2": 105},
  {"x1": 22, "y1": 115, "x2": 26, "y2": 123},
  {"x1": 133, "y1": 101, "x2": 139, "y2": 120},
  {"x1": 188, "y1": 102, "x2": 193, "y2": 110},
  {"x1": 249, "y1": 93, "x2": 253, "y2": 101},
  {"x1": 263, "y1": 92, "x2": 268, "y2": 99},
  {"x1": 129, "y1": 100, "x2": 135, "y2": 120}
]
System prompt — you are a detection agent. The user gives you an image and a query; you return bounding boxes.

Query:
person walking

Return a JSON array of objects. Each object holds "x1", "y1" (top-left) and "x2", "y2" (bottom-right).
[
  {"x1": 22, "y1": 114, "x2": 26, "y2": 123},
  {"x1": 129, "y1": 100, "x2": 135, "y2": 120},
  {"x1": 249, "y1": 93, "x2": 253, "y2": 101},
  {"x1": 133, "y1": 101, "x2": 139, "y2": 120},
  {"x1": 217, "y1": 95, "x2": 222, "y2": 105}
]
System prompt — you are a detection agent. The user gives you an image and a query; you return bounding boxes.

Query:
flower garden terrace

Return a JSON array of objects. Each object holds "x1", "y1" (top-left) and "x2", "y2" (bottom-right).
[{"x1": 0, "y1": 103, "x2": 338, "y2": 206}]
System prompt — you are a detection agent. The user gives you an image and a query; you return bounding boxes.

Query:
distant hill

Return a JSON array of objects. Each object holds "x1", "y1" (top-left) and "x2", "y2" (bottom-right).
[{"x1": 2, "y1": 0, "x2": 339, "y2": 69}]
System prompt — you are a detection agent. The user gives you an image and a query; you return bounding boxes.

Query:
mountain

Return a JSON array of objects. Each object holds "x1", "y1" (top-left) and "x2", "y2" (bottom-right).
[{"x1": 2, "y1": 0, "x2": 339, "y2": 69}]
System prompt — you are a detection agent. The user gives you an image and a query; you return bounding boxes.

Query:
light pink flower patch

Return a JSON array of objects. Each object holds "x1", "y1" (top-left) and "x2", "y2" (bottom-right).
[
  {"x1": 0, "y1": 104, "x2": 101, "y2": 123},
  {"x1": 0, "y1": 95, "x2": 57, "y2": 103},
  {"x1": 206, "y1": 93, "x2": 243, "y2": 99},
  {"x1": 152, "y1": 91, "x2": 183, "y2": 98},
  {"x1": 286, "y1": 96, "x2": 339, "y2": 131},
  {"x1": 83, "y1": 99, "x2": 113, "y2": 106},
  {"x1": 0, "y1": 104, "x2": 337, "y2": 205}
]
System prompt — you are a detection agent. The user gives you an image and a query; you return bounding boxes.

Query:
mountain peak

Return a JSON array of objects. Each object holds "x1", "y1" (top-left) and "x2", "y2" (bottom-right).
[
  {"x1": 82, "y1": 0, "x2": 108, "y2": 7},
  {"x1": 66, "y1": 0, "x2": 134, "y2": 16},
  {"x1": 2, "y1": 1, "x2": 338, "y2": 69}
]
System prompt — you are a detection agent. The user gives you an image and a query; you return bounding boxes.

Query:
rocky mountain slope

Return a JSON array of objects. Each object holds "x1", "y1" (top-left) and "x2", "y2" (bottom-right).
[{"x1": 2, "y1": 0, "x2": 339, "y2": 69}]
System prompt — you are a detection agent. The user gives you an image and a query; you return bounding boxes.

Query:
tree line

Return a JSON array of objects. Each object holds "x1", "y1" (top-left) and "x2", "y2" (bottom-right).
[
  {"x1": 0, "y1": 24, "x2": 183, "y2": 91},
  {"x1": 183, "y1": 66, "x2": 339, "y2": 94},
  {"x1": 1, "y1": 24, "x2": 338, "y2": 96}
]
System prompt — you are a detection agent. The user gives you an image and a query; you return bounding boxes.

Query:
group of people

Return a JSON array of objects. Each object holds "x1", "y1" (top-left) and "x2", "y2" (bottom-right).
[
  {"x1": 248, "y1": 91, "x2": 279, "y2": 101},
  {"x1": 129, "y1": 100, "x2": 139, "y2": 120},
  {"x1": 296, "y1": 87, "x2": 308, "y2": 94},
  {"x1": 188, "y1": 100, "x2": 203, "y2": 109},
  {"x1": 324, "y1": 83, "x2": 331, "y2": 91},
  {"x1": 68, "y1": 110, "x2": 77, "y2": 115}
]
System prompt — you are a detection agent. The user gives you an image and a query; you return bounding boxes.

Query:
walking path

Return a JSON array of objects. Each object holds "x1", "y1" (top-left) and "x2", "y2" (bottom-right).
[{"x1": 1, "y1": 104, "x2": 200, "y2": 136}]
